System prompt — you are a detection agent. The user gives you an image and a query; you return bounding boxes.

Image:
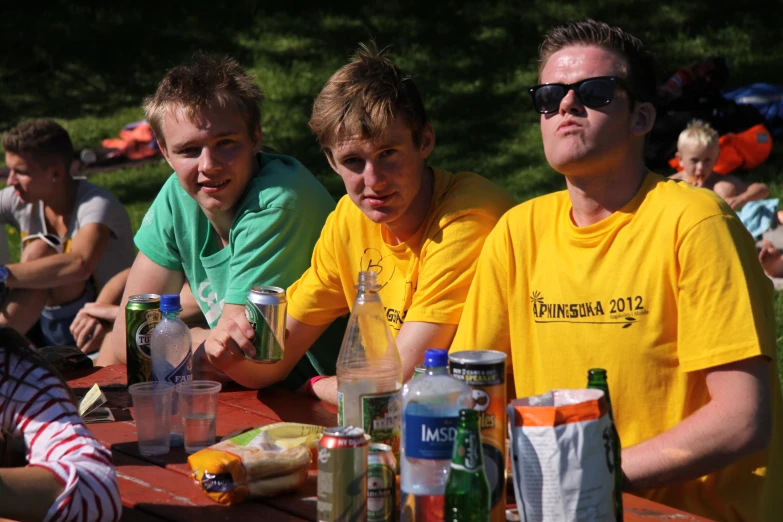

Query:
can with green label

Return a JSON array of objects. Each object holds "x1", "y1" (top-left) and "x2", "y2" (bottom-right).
[
  {"x1": 368, "y1": 443, "x2": 396, "y2": 522},
  {"x1": 245, "y1": 286, "x2": 286, "y2": 363},
  {"x1": 126, "y1": 294, "x2": 161, "y2": 386}
]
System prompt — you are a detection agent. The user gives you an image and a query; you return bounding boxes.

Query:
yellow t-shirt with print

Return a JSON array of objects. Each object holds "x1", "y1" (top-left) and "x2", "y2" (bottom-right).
[
  {"x1": 287, "y1": 168, "x2": 515, "y2": 335},
  {"x1": 451, "y1": 173, "x2": 782, "y2": 522}
]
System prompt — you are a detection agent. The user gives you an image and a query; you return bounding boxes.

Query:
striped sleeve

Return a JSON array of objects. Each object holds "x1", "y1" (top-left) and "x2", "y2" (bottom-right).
[{"x1": 0, "y1": 356, "x2": 121, "y2": 522}]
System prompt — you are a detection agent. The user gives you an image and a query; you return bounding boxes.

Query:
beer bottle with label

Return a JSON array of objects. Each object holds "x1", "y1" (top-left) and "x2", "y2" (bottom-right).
[
  {"x1": 444, "y1": 408, "x2": 491, "y2": 522},
  {"x1": 336, "y1": 271, "x2": 403, "y2": 464},
  {"x1": 587, "y1": 368, "x2": 624, "y2": 522}
]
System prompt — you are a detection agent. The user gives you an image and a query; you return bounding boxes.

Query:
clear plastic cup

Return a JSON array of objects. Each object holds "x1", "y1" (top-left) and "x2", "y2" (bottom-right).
[
  {"x1": 176, "y1": 380, "x2": 221, "y2": 454},
  {"x1": 128, "y1": 382, "x2": 175, "y2": 456}
]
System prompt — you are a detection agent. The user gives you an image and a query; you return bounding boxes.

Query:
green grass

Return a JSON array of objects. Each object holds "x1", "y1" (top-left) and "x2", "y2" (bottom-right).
[{"x1": 1, "y1": 0, "x2": 782, "y2": 383}]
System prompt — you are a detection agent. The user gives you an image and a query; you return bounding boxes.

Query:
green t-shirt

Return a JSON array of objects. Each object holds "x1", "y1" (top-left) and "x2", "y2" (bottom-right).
[{"x1": 135, "y1": 152, "x2": 336, "y2": 389}]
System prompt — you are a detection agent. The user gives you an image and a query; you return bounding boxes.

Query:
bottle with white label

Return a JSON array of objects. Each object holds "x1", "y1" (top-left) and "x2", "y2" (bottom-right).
[
  {"x1": 336, "y1": 271, "x2": 403, "y2": 464},
  {"x1": 401, "y1": 349, "x2": 472, "y2": 521},
  {"x1": 150, "y1": 293, "x2": 193, "y2": 446}
]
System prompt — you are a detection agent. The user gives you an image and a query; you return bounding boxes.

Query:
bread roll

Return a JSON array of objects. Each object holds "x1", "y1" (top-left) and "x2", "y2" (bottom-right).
[{"x1": 246, "y1": 466, "x2": 310, "y2": 497}]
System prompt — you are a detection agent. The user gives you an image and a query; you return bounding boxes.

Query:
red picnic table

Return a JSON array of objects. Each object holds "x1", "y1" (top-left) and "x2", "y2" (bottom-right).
[{"x1": 65, "y1": 365, "x2": 713, "y2": 522}]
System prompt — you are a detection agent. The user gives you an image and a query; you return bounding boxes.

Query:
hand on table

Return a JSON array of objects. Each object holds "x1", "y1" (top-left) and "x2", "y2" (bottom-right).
[{"x1": 70, "y1": 303, "x2": 118, "y2": 354}]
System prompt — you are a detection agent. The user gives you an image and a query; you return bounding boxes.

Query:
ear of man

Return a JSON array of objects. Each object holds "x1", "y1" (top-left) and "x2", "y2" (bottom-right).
[{"x1": 631, "y1": 101, "x2": 656, "y2": 137}]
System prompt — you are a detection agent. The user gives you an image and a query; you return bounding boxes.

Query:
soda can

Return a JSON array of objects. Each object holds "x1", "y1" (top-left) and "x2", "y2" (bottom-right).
[
  {"x1": 317, "y1": 426, "x2": 369, "y2": 522},
  {"x1": 449, "y1": 350, "x2": 508, "y2": 522},
  {"x1": 368, "y1": 443, "x2": 396, "y2": 522},
  {"x1": 245, "y1": 286, "x2": 286, "y2": 363},
  {"x1": 126, "y1": 294, "x2": 161, "y2": 386},
  {"x1": 412, "y1": 364, "x2": 426, "y2": 379}
]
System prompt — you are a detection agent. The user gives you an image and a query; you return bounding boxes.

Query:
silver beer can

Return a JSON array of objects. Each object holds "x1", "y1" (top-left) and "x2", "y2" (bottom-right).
[{"x1": 244, "y1": 286, "x2": 286, "y2": 363}]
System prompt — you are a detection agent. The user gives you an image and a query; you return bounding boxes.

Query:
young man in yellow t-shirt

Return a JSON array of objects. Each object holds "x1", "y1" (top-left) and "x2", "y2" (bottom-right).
[
  {"x1": 451, "y1": 19, "x2": 781, "y2": 522},
  {"x1": 207, "y1": 43, "x2": 515, "y2": 401}
]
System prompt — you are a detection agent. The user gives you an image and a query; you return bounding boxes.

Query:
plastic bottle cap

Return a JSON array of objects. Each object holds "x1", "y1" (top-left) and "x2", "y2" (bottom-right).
[
  {"x1": 160, "y1": 294, "x2": 181, "y2": 312},
  {"x1": 424, "y1": 349, "x2": 448, "y2": 367}
]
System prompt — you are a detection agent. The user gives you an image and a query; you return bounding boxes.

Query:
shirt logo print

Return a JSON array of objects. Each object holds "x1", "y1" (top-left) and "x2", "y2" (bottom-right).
[{"x1": 530, "y1": 291, "x2": 647, "y2": 327}]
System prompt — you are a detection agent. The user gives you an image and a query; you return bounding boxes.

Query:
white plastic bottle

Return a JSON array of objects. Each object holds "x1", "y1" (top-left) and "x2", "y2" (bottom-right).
[
  {"x1": 150, "y1": 294, "x2": 193, "y2": 446},
  {"x1": 400, "y1": 349, "x2": 472, "y2": 520},
  {"x1": 336, "y1": 271, "x2": 403, "y2": 462}
]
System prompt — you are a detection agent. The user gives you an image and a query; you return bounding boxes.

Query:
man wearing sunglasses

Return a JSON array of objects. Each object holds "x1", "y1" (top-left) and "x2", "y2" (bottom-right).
[
  {"x1": 452, "y1": 19, "x2": 780, "y2": 521},
  {"x1": 0, "y1": 119, "x2": 136, "y2": 349}
]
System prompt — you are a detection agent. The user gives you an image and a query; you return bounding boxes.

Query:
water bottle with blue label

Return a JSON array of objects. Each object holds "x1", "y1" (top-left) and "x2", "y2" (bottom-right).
[
  {"x1": 151, "y1": 294, "x2": 193, "y2": 446},
  {"x1": 400, "y1": 349, "x2": 471, "y2": 521}
]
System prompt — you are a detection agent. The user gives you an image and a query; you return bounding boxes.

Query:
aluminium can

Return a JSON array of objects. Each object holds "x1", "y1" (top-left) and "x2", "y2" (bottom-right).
[
  {"x1": 449, "y1": 350, "x2": 508, "y2": 522},
  {"x1": 126, "y1": 294, "x2": 161, "y2": 386},
  {"x1": 245, "y1": 286, "x2": 286, "y2": 363},
  {"x1": 317, "y1": 426, "x2": 369, "y2": 522},
  {"x1": 368, "y1": 443, "x2": 396, "y2": 522}
]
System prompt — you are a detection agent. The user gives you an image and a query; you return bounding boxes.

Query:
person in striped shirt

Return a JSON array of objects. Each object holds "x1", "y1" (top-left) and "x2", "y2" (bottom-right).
[{"x1": 0, "y1": 327, "x2": 120, "y2": 521}]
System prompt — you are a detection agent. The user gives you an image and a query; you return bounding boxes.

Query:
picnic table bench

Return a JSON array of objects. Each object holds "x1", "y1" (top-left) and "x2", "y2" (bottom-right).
[{"x1": 65, "y1": 365, "x2": 714, "y2": 522}]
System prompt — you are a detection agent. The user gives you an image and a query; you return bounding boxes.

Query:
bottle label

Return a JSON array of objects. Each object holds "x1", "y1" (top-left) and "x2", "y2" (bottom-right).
[
  {"x1": 337, "y1": 391, "x2": 344, "y2": 426},
  {"x1": 361, "y1": 391, "x2": 401, "y2": 456},
  {"x1": 451, "y1": 431, "x2": 483, "y2": 472},
  {"x1": 403, "y1": 413, "x2": 459, "y2": 460},
  {"x1": 153, "y1": 350, "x2": 193, "y2": 385}
]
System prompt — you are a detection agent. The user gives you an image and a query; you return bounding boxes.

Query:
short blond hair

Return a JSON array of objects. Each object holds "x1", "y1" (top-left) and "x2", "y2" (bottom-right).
[
  {"x1": 309, "y1": 42, "x2": 428, "y2": 155},
  {"x1": 144, "y1": 52, "x2": 264, "y2": 150},
  {"x1": 677, "y1": 119, "x2": 719, "y2": 151}
]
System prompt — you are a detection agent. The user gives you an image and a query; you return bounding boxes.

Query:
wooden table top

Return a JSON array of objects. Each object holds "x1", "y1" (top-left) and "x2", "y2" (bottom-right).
[{"x1": 66, "y1": 365, "x2": 713, "y2": 522}]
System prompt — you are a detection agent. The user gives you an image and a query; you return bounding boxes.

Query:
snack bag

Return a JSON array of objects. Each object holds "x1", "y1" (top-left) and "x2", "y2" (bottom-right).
[
  {"x1": 508, "y1": 389, "x2": 616, "y2": 522},
  {"x1": 188, "y1": 422, "x2": 323, "y2": 504}
]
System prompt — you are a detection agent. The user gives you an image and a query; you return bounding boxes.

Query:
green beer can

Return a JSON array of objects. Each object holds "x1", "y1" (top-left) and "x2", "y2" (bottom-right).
[
  {"x1": 245, "y1": 286, "x2": 286, "y2": 363},
  {"x1": 126, "y1": 294, "x2": 161, "y2": 386},
  {"x1": 368, "y1": 443, "x2": 396, "y2": 522}
]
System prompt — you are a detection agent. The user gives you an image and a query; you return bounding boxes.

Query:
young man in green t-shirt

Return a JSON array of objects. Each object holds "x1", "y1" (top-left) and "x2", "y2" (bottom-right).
[{"x1": 101, "y1": 53, "x2": 335, "y2": 389}]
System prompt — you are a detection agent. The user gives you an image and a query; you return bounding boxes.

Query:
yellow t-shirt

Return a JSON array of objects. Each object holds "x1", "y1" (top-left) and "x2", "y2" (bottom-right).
[
  {"x1": 287, "y1": 168, "x2": 515, "y2": 334},
  {"x1": 451, "y1": 173, "x2": 782, "y2": 522}
]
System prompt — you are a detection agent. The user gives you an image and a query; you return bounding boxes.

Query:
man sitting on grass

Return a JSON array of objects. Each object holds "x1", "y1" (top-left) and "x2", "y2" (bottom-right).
[
  {"x1": 199, "y1": 43, "x2": 516, "y2": 402},
  {"x1": 0, "y1": 119, "x2": 135, "y2": 349},
  {"x1": 101, "y1": 53, "x2": 335, "y2": 389}
]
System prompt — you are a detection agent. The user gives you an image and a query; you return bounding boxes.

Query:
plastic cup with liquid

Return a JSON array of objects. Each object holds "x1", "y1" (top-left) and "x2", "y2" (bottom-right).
[{"x1": 176, "y1": 380, "x2": 221, "y2": 454}]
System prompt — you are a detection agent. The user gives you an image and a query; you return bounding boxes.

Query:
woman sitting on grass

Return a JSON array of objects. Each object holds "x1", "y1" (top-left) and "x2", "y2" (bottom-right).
[{"x1": 0, "y1": 327, "x2": 120, "y2": 522}]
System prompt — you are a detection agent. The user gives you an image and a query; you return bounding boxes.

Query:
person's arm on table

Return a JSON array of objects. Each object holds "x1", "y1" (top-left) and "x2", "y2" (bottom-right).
[
  {"x1": 622, "y1": 355, "x2": 771, "y2": 491},
  {"x1": 0, "y1": 467, "x2": 65, "y2": 522},
  {"x1": 310, "y1": 320, "x2": 458, "y2": 404},
  {"x1": 2, "y1": 355, "x2": 120, "y2": 522},
  {"x1": 3, "y1": 223, "x2": 111, "y2": 289},
  {"x1": 100, "y1": 252, "x2": 184, "y2": 366},
  {"x1": 203, "y1": 309, "x2": 328, "y2": 389}
]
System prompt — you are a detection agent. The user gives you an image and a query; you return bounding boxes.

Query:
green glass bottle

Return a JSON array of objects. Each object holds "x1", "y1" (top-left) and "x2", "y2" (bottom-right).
[
  {"x1": 444, "y1": 409, "x2": 490, "y2": 522},
  {"x1": 587, "y1": 368, "x2": 624, "y2": 522}
]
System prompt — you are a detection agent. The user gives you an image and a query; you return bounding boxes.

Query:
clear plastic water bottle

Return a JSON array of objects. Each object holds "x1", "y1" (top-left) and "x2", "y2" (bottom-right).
[
  {"x1": 150, "y1": 294, "x2": 193, "y2": 446},
  {"x1": 401, "y1": 349, "x2": 471, "y2": 520},
  {"x1": 336, "y1": 271, "x2": 403, "y2": 463}
]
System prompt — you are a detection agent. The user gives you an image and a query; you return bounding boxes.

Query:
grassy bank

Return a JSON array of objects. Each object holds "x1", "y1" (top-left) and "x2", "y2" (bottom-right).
[{"x1": 1, "y1": 0, "x2": 782, "y2": 380}]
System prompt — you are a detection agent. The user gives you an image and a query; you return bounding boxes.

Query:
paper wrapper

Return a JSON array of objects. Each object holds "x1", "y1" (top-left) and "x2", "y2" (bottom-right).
[
  {"x1": 508, "y1": 389, "x2": 617, "y2": 522},
  {"x1": 188, "y1": 422, "x2": 323, "y2": 504}
]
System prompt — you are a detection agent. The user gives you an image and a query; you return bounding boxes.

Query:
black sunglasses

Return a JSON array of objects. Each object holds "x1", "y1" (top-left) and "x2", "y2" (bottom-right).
[{"x1": 528, "y1": 76, "x2": 633, "y2": 114}]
